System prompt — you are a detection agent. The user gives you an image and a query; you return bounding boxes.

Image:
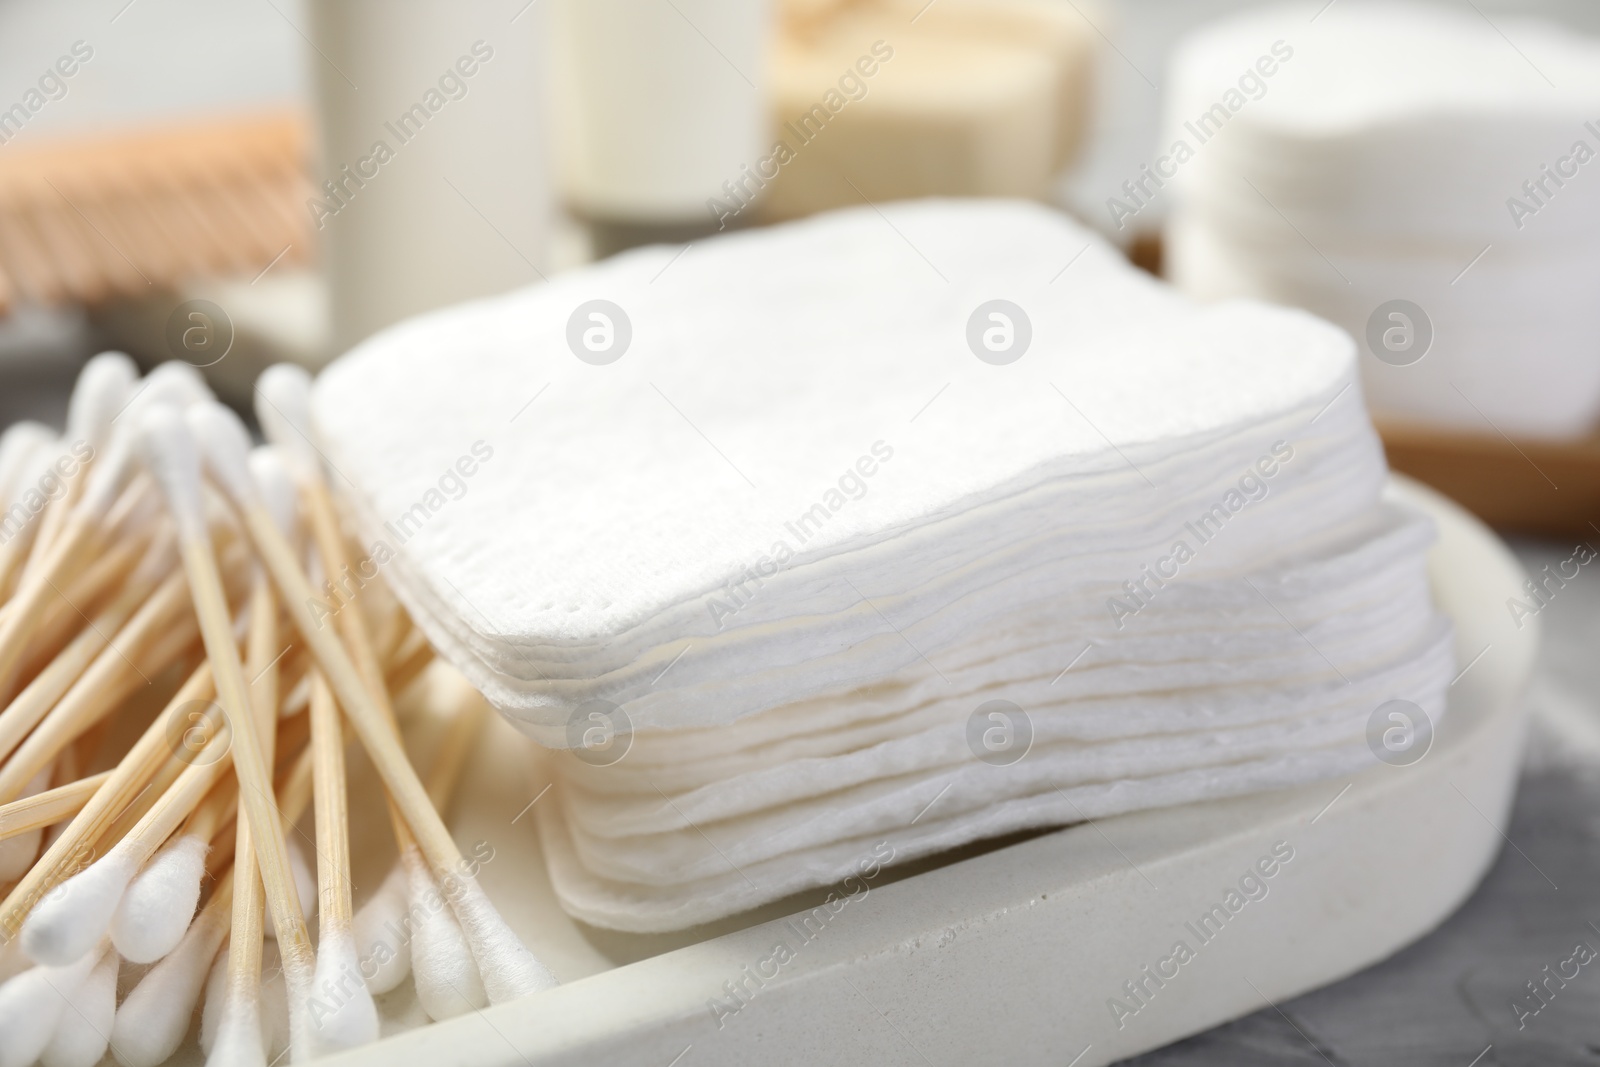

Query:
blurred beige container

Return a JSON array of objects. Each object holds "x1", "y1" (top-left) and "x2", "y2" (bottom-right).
[
  {"x1": 756, "y1": 0, "x2": 1095, "y2": 221},
  {"x1": 551, "y1": 0, "x2": 770, "y2": 249},
  {"x1": 309, "y1": 0, "x2": 551, "y2": 352}
]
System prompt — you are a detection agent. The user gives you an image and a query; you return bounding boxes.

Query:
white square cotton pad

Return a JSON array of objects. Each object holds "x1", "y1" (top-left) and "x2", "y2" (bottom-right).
[{"x1": 311, "y1": 199, "x2": 1452, "y2": 930}]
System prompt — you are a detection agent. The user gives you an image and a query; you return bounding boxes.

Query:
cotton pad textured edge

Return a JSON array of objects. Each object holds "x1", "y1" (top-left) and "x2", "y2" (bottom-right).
[{"x1": 324, "y1": 475, "x2": 1534, "y2": 1067}]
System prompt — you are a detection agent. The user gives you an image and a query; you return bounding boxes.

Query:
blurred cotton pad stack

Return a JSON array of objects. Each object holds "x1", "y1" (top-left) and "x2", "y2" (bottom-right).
[
  {"x1": 311, "y1": 199, "x2": 1453, "y2": 932},
  {"x1": 1162, "y1": 1, "x2": 1600, "y2": 439}
]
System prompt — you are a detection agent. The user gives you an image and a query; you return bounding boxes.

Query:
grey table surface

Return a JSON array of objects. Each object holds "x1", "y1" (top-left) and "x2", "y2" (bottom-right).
[{"x1": 1121, "y1": 536, "x2": 1600, "y2": 1067}]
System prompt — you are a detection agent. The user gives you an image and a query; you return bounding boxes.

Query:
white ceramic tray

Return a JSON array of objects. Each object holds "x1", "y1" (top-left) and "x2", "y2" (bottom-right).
[{"x1": 320, "y1": 476, "x2": 1534, "y2": 1067}]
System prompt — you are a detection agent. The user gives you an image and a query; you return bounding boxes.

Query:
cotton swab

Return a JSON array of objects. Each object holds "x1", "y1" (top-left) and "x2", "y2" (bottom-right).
[
  {"x1": 387, "y1": 629, "x2": 436, "y2": 697},
  {"x1": 0, "y1": 942, "x2": 101, "y2": 1067},
  {"x1": 109, "y1": 794, "x2": 223, "y2": 963},
  {"x1": 199, "y1": 943, "x2": 229, "y2": 1057},
  {"x1": 0, "y1": 490, "x2": 239, "y2": 807},
  {"x1": 202, "y1": 939, "x2": 290, "y2": 1066},
  {"x1": 0, "y1": 359, "x2": 207, "y2": 693},
  {"x1": 350, "y1": 683, "x2": 484, "y2": 1000},
  {"x1": 19, "y1": 694, "x2": 234, "y2": 966},
  {"x1": 121, "y1": 710, "x2": 315, "y2": 1067},
  {"x1": 402, "y1": 842, "x2": 485, "y2": 1019},
  {"x1": 349, "y1": 862, "x2": 409, "y2": 994},
  {"x1": 32, "y1": 352, "x2": 138, "y2": 554},
  {"x1": 136, "y1": 406, "x2": 317, "y2": 1062},
  {"x1": 237, "y1": 377, "x2": 558, "y2": 1001},
  {"x1": 40, "y1": 942, "x2": 117, "y2": 1067},
  {"x1": 63, "y1": 352, "x2": 137, "y2": 453},
  {"x1": 112, "y1": 873, "x2": 232, "y2": 1067},
  {"x1": 0, "y1": 421, "x2": 54, "y2": 506},
  {"x1": 211, "y1": 445, "x2": 294, "y2": 1067},
  {"x1": 0, "y1": 363, "x2": 193, "y2": 699},
  {"x1": 305, "y1": 667, "x2": 380, "y2": 1053},
  {"x1": 0, "y1": 422, "x2": 62, "y2": 597},
  {"x1": 403, "y1": 680, "x2": 494, "y2": 1020},
  {"x1": 291, "y1": 416, "x2": 424, "y2": 1003},
  {"x1": 0, "y1": 662, "x2": 215, "y2": 943}
]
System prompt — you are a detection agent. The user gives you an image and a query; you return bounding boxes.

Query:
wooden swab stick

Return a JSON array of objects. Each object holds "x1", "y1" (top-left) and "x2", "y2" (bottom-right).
[
  {"x1": 14, "y1": 523, "x2": 164, "y2": 686},
  {"x1": 0, "y1": 533, "x2": 173, "y2": 768},
  {"x1": 97, "y1": 712, "x2": 207, "y2": 851},
  {"x1": 209, "y1": 389, "x2": 555, "y2": 1001},
  {"x1": 0, "y1": 660, "x2": 214, "y2": 944},
  {"x1": 137, "y1": 406, "x2": 318, "y2": 1060},
  {"x1": 296, "y1": 434, "x2": 427, "y2": 932},
  {"x1": 0, "y1": 584, "x2": 204, "y2": 804},
  {"x1": 0, "y1": 772, "x2": 111, "y2": 843},
  {"x1": 216, "y1": 445, "x2": 296, "y2": 1067},
  {"x1": 0, "y1": 508, "x2": 144, "y2": 631},
  {"x1": 0, "y1": 533, "x2": 242, "y2": 802}
]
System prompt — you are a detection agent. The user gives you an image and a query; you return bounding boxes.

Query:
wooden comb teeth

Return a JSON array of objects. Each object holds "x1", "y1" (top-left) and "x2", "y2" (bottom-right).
[{"x1": 0, "y1": 110, "x2": 315, "y2": 315}]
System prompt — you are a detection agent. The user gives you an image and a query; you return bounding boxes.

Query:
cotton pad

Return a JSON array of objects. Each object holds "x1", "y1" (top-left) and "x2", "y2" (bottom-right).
[
  {"x1": 311, "y1": 198, "x2": 1453, "y2": 930},
  {"x1": 1162, "y1": 1, "x2": 1600, "y2": 437},
  {"x1": 317, "y1": 198, "x2": 1365, "y2": 727}
]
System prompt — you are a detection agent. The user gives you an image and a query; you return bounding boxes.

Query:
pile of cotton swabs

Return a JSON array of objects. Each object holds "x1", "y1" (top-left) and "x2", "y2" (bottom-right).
[{"x1": 0, "y1": 355, "x2": 557, "y2": 1067}]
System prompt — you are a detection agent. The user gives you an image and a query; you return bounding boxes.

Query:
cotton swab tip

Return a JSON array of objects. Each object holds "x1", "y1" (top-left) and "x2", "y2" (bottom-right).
[
  {"x1": 143, "y1": 360, "x2": 214, "y2": 407},
  {"x1": 351, "y1": 861, "x2": 411, "y2": 994},
  {"x1": 40, "y1": 946, "x2": 116, "y2": 1067},
  {"x1": 0, "y1": 421, "x2": 54, "y2": 492},
  {"x1": 0, "y1": 950, "x2": 99, "y2": 1067},
  {"x1": 403, "y1": 848, "x2": 485, "y2": 1020},
  {"x1": 20, "y1": 850, "x2": 139, "y2": 967},
  {"x1": 306, "y1": 927, "x2": 379, "y2": 1054},
  {"x1": 185, "y1": 403, "x2": 259, "y2": 512},
  {"x1": 111, "y1": 909, "x2": 226, "y2": 1067},
  {"x1": 66, "y1": 352, "x2": 137, "y2": 452},
  {"x1": 111, "y1": 834, "x2": 208, "y2": 964},
  {"x1": 449, "y1": 875, "x2": 558, "y2": 1002},
  {"x1": 205, "y1": 1000, "x2": 267, "y2": 1067},
  {"x1": 198, "y1": 946, "x2": 229, "y2": 1057},
  {"x1": 135, "y1": 405, "x2": 206, "y2": 535},
  {"x1": 248, "y1": 446, "x2": 299, "y2": 539},
  {"x1": 254, "y1": 364, "x2": 320, "y2": 483}
]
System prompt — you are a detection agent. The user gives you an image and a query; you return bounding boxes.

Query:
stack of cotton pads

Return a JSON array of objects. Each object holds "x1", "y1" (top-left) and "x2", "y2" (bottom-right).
[
  {"x1": 1162, "y1": 1, "x2": 1600, "y2": 439},
  {"x1": 311, "y1": 198, "x2": 1454, "y2": 932}
]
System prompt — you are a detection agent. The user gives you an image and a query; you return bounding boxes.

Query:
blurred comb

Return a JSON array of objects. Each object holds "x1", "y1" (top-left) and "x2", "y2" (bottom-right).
[{"x1": 0, "y1": 110, "x2": 314, "y2": 314}]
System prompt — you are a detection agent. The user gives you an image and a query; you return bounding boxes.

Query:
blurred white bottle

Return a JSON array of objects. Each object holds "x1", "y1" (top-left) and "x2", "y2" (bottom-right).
[
  {"x1": 308, "y1": 0, "x2": 552, "y2": 352},
  {"x1": 551, "y1": 0, "x2": 770, "y2": 256}
]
